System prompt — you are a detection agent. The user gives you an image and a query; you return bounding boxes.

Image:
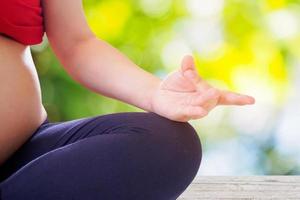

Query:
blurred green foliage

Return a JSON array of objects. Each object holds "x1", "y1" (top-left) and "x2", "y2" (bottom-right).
[
  {"x1": 33, "y1": 0, "x2": 188, "y2": 121},
  {"x1": 31, "y1": 0, "x2": 300, "y2": 175}
]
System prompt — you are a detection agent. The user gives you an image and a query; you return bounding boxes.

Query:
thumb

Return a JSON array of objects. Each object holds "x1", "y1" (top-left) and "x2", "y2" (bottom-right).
[{"x1": 181, "y1": 55, "x2": 201, "y2": 84}]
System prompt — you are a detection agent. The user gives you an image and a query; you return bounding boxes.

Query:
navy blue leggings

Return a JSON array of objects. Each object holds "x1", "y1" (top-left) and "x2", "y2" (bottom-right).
[{"x1": 0, "y1": 112, "x2": 202, "y2": 200}]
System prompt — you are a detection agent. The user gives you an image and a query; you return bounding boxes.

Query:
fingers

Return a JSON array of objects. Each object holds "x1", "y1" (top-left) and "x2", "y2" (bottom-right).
[
  {"x1": 189, "y1": 86, "x2": 255, "y2": 108},
  {"x1": 196, "y1": 80, "x2": 212, "y2": 92},
  {"x1": 181, "y1": 106, "x2": 208, "y2": 120},
  {"x1": 189, "y1": 88, "x2": 220, "y2": 106},
  {"x1": 181, "y1": 55, "x2": 202, "y2": 85},
  {"x1": 181, "y1": 55, "x2": 196, "y2": 72},
  {"x1": 218, "y1": 90, "x2": 255, "y2": 105}
]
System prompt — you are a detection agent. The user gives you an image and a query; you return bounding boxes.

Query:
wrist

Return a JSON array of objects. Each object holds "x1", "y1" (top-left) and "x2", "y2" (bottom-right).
[{"x1": 142, "y1": 76, "x2": 162, "y2": 113}]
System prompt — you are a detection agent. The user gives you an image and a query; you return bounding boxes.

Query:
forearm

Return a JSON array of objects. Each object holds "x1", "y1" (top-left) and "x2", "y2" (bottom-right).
[{"x1": 58, "y1": 36, "x2": 162, "y2": 112}]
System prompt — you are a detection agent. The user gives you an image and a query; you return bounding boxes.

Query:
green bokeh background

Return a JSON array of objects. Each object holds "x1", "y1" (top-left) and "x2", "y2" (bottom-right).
[{"x1": 31, "y1": 0, "x2": 300, "y2": 175}]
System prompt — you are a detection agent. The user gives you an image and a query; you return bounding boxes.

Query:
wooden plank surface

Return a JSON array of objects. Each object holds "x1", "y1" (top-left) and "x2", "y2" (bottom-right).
[{"x1": 177, "y1": 176, "x2": 300, "y2": 199}]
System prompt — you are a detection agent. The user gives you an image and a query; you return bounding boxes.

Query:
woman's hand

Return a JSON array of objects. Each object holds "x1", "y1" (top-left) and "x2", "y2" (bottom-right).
[{"x1": 150, "y1": 55, "x2": 255, "y2": 122}]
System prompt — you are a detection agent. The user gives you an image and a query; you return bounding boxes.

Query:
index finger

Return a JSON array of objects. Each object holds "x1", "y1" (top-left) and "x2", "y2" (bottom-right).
[{"x1": 218, "y1": 90, "x2": 255, "y2": 105}]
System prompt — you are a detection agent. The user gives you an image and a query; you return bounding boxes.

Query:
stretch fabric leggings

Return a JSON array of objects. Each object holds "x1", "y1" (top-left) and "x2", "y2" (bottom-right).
[{"x1": 0, "y1": 111, "x2": 202, "y2": 200}]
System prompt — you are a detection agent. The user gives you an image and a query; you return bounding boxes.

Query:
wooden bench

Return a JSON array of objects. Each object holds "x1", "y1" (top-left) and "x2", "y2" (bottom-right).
[{"x1": 178, "y1": 176, "x2": 300, "y2": 199}]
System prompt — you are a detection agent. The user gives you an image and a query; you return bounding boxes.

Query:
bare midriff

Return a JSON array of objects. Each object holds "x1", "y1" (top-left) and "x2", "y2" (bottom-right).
[{"x1": 0, "y1": 35, "x2": 48, "y2": 165}]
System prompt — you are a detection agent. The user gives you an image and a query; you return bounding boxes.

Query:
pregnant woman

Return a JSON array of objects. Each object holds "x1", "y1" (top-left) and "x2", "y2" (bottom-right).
[{"x1": 0, "y1": 0, "x2": 255, "y2": 199}]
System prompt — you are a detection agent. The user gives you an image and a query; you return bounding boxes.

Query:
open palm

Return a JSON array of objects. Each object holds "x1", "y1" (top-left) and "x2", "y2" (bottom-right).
[{"x1": 150, "y1": 55, "x2": 255, "y2": 122}]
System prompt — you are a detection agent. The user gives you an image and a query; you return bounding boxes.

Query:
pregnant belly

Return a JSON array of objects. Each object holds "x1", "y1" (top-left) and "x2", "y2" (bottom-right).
[{"x1": 0, "y1": 35, "x2": 47, "y2": 165}]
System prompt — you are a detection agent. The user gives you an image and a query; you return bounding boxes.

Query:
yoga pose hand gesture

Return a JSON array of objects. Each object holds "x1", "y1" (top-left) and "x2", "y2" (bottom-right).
[
  {"x1": 150, "y1": 55, "x2": 255, "y2": 122},
  {"x1": 0, "y1": 0, "x2": 258, "y2": 198}
]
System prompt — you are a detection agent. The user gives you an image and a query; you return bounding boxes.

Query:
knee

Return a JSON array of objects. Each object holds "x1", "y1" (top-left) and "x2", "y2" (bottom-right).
[
  {"x1": 142, "y1": 112, "x2": 203, "y2": 174},
  {"x1": 97, "y1": 111, "x2": 203, "y2": 173},
  {"x1": 131, "y1": 112, "x2": 203, "y2": 198}
]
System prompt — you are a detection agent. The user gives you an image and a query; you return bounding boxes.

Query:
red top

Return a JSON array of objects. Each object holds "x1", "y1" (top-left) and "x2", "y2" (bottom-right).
[{"x1": 0, "y1": 0, "x2": 44, "y2": 45}]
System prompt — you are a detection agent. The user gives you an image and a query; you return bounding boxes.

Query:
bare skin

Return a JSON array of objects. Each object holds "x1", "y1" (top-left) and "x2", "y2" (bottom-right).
[
  {"x1": 0, "y1": 0, "x2": 255, "y2": 165},
  {"x1": 0, "y1": 35, "x2": 47, "y2": 165}
]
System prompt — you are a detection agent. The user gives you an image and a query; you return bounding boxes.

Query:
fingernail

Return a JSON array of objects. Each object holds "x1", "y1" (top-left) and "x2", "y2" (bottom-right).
[{"x1": 248, "y1": 98, "x2": 255, "y2": 104}]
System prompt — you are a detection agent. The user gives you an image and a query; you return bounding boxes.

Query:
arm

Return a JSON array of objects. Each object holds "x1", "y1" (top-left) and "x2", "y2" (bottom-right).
[
  {"x1": 43, "y1": 0, "x2": 255, "y2": 122},
  {"x1": 43, "y1": 0, "x2": 160, "y2": 112}
]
